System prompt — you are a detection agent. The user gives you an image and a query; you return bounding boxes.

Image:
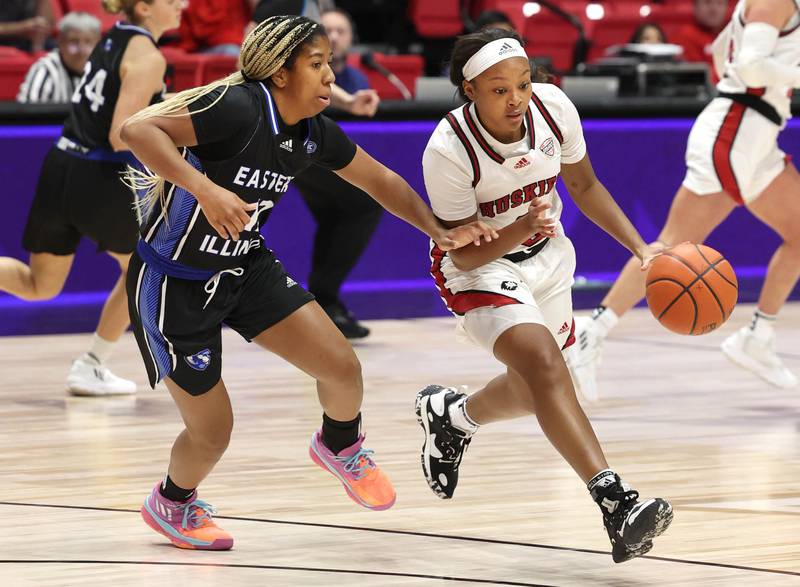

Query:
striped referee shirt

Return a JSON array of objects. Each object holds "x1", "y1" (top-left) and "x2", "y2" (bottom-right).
[{"x1": 17, "y1": 50, "x2": 81, "y2": 104}]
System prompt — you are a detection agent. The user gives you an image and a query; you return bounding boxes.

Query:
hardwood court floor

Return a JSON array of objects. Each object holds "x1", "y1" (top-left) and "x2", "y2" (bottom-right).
[{"x1": 1, "y1": 303, "x2": 799, "y2": 586}]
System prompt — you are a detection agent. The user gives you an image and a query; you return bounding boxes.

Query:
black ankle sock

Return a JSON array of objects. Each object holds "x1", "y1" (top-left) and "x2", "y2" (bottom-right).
[
  {"x1": 159, "y1": 475, "x2": 195, "y2": 502},
  {"x1": 322, "y1": 412, "x2": 361, "y2": 454}
]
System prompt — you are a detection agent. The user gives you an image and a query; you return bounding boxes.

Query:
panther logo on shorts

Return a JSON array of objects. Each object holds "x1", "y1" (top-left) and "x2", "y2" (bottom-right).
[
  {"x1": 501, "y1": 280, "x2": 518, "y2": 291},
  {"x1": 184, "y1": 349, "x2": 211, "y2": 371}
]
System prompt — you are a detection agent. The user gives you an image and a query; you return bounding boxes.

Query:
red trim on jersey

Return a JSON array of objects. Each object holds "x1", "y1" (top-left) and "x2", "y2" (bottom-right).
[
  {"x1": 429, "y1": 244, "x2": 522, "y2": 316},
  {"x1": 712, "y1": 101, "x2": 747, "y2": 205},
  {"x1": 740, "y1": 11, "x2": 800, "y2": 36},
  {"x1": 525, "y1": 106, "x2": 535, "y2": 155},
  {"x1": 430, "y1": 244, "x2": 458, "y2": 311},
  {"x1": 530, "y1": 91, "x2": 564, "y2": 145},
  {"x1": 780, "y1": 19, "x2": 800, "y2": 36},
  {"x1": 462, "y1": 104, "x2": 506, "y2": 164},
  {"x1": 445, "y1": 112, "x2": 481, "y2": 187},
  {"x1": 560, "y1": 318, "x2": 576, "y2": 350},
  {"x1": 747, "y1": 87, "x2": 766, "y2": 97}
]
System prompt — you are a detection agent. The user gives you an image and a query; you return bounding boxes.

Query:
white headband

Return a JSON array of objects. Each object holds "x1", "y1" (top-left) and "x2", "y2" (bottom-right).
[{"x1": 462, "y1": 38, "x2": 528, "y2": 81}]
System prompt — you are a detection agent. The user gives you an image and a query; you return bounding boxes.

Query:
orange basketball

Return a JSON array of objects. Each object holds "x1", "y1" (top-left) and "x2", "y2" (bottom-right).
[{"x1": 645, "y1": 243, "x2": 738, "y2": 335}]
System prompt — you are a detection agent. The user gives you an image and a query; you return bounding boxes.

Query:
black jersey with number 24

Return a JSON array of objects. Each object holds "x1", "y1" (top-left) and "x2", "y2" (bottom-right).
[
  {"x1": 136, "y1": 81, "x2": 357, "y2": 272},
  {"x1": 62, "y1": 21, "x2": 163, "y2": 151}
]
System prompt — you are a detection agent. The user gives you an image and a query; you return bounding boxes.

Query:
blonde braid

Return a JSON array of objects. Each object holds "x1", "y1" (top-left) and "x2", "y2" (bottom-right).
[{"x1": 124, "y1": 15, "x2": 321, "y2": 220}]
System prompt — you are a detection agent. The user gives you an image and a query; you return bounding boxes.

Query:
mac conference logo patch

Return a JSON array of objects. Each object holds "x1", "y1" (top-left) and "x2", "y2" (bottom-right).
[{"x1": 540, "y1": 137, "x2": 555, "y2": 157}]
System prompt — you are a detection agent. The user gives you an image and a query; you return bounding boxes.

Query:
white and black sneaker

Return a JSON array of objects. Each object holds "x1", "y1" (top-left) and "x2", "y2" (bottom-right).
[
  {"x1": 592, "y1": 474, "x2": 673, "y2": 563},
  {"x1": 67, "y1": 356, "x2": 137, "y2": 396},
  {"x1": 414, "y1": 385, "x2": 472, "y2": 499}
]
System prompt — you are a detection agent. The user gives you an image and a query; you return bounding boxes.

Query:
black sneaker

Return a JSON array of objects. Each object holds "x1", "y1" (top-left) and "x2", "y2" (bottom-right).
[
  {"x1": 324, "y1": 302, "x2": 370, "y2": 339},
  {"x1": 414, "y1": 385, "x2": 472, "y2": 499},
  {"x1": 592, "y1": 475, "x2": 674, "y2": 563}
]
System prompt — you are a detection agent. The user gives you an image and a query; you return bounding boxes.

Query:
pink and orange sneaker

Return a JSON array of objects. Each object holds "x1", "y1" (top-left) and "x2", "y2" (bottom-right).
[
  {"x1": 309, "y1": 431, "x2": 396, "y2": 510},
  {"x1": 140, "y1": 483, "x2": 233, "y2": 550}
]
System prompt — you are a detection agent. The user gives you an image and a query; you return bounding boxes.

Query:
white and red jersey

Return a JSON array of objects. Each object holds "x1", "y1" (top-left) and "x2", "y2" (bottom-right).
[
  {"x1": 717, "y1": 0, "x2": 800, "y2": 121},
  {"x1": 422, "y1": 83, "x2": 587, "y2": 257}
]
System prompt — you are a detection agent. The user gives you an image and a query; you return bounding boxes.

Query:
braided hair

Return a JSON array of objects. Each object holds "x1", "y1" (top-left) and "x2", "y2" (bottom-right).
[{"x1": 125, "y1": 15, "x2": 324, "y2": 216}]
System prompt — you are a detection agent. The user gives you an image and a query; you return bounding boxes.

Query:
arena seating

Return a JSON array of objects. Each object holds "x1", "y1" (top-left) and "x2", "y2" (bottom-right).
[
  {"x1": 407, "y1": 0, "x2": 464, "y2": 38},
  {"x1": 347, "y1": 53, "x2": 425, "y2": 100},
  {"x1": 0, "y1": 48, "x2": 34, "y2": 101},
  {"x1": 60, "y1": 0, "x2": 119, "y2": 31},
  {"x1": 0, "y1": 0, "x2": 715, "y2": 100}
]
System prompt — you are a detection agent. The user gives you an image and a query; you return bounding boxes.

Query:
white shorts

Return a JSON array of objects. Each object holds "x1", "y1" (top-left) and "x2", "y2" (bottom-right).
[
  {"x1": 683, "y1": 97, "x2": 786, "y2": 205},
  {"x1": 430, "y1": 234, "x2": 576, "y2": 353}
]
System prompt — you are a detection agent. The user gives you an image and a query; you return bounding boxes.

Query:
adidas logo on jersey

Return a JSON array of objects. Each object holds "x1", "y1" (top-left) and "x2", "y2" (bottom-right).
[
  {"x1": 558, "y1": 321, "x2": 571, "y2": 335},
  {"x1": 286, "y1": 276, "x2": 297, "y2": 288},
  {"x1": 513, "y1": 157, "x2": 530, "y2": 169},
  {"x1": 280, "y1": 139, "x2": 293, "y2": 152}
]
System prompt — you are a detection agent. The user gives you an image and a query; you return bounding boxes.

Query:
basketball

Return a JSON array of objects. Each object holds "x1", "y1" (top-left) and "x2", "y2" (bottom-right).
[{"x1": 645, "y1": 243, "x2": 738, "y2": 335}]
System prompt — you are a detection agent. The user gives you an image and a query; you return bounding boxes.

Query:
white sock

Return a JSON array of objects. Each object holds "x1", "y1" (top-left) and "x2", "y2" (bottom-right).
[
  {"x1": 448, "y1": 396, "x2": 479, "y2": 436},
  {"x1": 592, "y1": 306, "x2": 619, "y2": 339},
  {"x1": 749, "y1": 309, "x2": 776, "y2": 340},
  {"x1": 83, "y1": 333, "x2": 116, "y2": 365}
]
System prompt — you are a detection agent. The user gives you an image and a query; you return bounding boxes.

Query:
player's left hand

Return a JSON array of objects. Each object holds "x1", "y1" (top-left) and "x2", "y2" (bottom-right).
[
  {"x1": 435, "y1": 221, "x2": 499, "y2": 251},
  {"x1": 638, "y1": 242, "x2": 667, "y2": 271},
  {"x1": 349, "y1": 89, "x2": 380, "y2": 117}
]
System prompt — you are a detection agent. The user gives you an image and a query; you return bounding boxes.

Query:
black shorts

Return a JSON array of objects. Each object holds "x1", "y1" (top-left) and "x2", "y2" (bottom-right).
[
  {"x1": 127, "y1": 247, "x2": 315, "y2": 396},
  {"x1": 22, "y1": 147, "x2": 138, "y2": 255}
]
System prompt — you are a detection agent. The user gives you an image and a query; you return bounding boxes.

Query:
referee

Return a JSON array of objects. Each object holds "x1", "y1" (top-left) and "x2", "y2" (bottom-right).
[{"x1": 17, "y1": 12, "x2": 100, "y2": 104}]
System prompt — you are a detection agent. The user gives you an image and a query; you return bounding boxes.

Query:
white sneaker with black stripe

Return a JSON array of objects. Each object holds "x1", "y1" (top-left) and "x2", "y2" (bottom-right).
[{"x1": 67, "y1": 357, "x2": 137, "y2": 396}]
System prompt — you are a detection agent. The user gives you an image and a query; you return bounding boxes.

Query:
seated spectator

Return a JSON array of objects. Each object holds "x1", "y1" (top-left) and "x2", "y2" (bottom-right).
[
  {"x1": 322, "y1": 8, "x2": 368, "y2": 93},
  {"x1": 292, "y1": 7, "x2": 382, "y2": 338},
  {"x1": 671, "y1": 0, "x2": 728, "y2": 66},
  {"x1": 474, "y1": 10, "x2": 514, "y2": 32},
  {"x1": 630, "y1": 22, "x2": 667, "y2": 45},
  {"x1": 0, "y1": 0, "x2": 54, "y2": 53},
  {"x1": 17, "y1": 12, "x2": 101, "y2": 104},
  {"x1": 250, "y1": 0, "x2": 378, "y2": 116},
  {"x1": 178, "y1": 0, "x2": 256, "y2": 56}
]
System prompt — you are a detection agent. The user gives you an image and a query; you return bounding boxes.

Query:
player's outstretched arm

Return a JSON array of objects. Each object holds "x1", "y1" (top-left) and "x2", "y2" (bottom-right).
[
  {"x1": 562, "y1": 153, "x2": 659, "y2": 267},
  {"x1": 334, "y1": 146, "x2": 498, "y2": 251}
]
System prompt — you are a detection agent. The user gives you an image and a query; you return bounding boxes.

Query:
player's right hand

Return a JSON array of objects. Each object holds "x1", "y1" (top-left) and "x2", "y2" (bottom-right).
[
  {"x1": 198, "y1": 186, "x2": 258, "y2": 241},
  {"x1": 525, "y1": 198, "x2": 557, "y2": 238}
]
